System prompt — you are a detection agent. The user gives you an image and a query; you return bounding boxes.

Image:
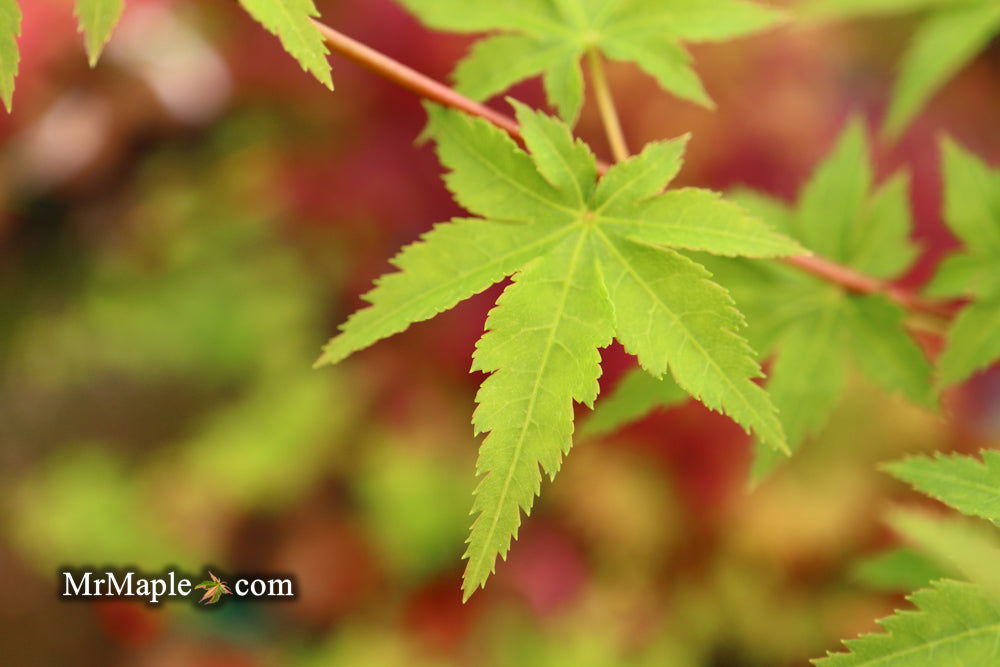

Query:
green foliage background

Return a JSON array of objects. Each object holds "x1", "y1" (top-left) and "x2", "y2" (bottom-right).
[{"x1": 0, "y1": 1, "x2": 998, "y2": 665}]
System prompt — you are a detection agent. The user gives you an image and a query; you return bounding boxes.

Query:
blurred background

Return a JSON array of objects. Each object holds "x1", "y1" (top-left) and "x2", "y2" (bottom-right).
[{"x1": 1, "y1": 1, "x2": 998, "y2": 665}]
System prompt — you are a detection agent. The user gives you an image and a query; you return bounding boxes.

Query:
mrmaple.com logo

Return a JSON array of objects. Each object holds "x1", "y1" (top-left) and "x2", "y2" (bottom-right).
[{"x1": 60, "y1": 568, "x2": 295, "y2": 606}]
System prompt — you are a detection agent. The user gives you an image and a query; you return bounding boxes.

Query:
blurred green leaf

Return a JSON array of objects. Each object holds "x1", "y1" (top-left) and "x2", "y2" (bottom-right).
[
  {"x1": 301, "y1": 626, "x2": 443, "y2": 667},
  {"x1": 11, "y1": 158, "x2": 317, "y2": 386},
  {"x1": 583, "y1": 367, "x2": 687, "y2": 438},
  {"x1": 888, "y1": 509, "x2": 1000, "y2": 602},
  {"x1": 0, "y1": 0, "x2": 19, "y2": 111},
  {"x1": 238, "y1": 0, "x2": 333, "y2": 89},
  {"x1": 11, "y1": 448, "x2": 198, "y2": 568},
  {"x1": 799, "y1": 0, "x2": 1000, "y2": 135},
  {"x1": 750, "y1": 297, "x2": 847, "y2": 479},
  {"x1": 74, "y1": 0, "x2": 124, "y2": 66},
  {"x1": 358, "y1": 442, "x2": 471, "y2": 581},
  {"x1": 700, "y1": 121, "x2": 931, "y2": 480},
  {"x1": 799, "y1": 0, "x2": 959, "y2": 20},
  {"x1": 937, "y1": 300, "x2": 1000, "y2": 387},
  {"x1": 885, "y1": 451, "x2": 1000, "y2": 525},
  {"x1": 851, "y1": 547, "x2": 948, "y2": 591},
  {"x1": 884, "y1": 2, "x2": 1000, "y2": 136},
  {"x1": 938, "y1": 138, "x2": 1000, "y2": 259},
  {"x1": 397, "y1": 0, "x2": 783, "y2": 122},
  {"x1": 928, "y1": 139, "x2": 1000, "y2": 386},
  {"x1": 794, "y1": 122, "x2": 918, "y2": 274},
  {"x1": 175, "y1": 373, "x2": 342, "y2": 507},
  {"x1": 815, "y1": 579, "x2": 1000, "y2": 665}
]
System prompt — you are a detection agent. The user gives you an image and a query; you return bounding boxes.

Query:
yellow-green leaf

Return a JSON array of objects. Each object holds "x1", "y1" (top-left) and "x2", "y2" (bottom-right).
[
  {"x1": 238, "y1": 0, "x2": 333, "y2": 89},
  {"x1": 74, "y1": 0, "x2": 124, "y2": 67},
  {"x1": 0, "y1": 0, "x2": 20, "y2": 111}
]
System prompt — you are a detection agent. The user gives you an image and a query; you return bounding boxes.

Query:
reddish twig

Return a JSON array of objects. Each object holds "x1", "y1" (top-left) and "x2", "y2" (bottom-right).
[
  {"x1": 312, "y1": 21, "x2": 521, "y2": 139},
  {"x1": 314, "y1": 20, "x2": 954, "y2": 325},
  {"x1": 783, "y1": 255, "x2": 953, "y2": 320}
]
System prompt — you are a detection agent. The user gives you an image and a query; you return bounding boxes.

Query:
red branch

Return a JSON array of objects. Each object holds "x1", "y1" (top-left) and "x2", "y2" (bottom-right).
[
  {"x1": 783, "y1": 255, "x2": 952, "y2": 320},
  {"x1": 312, "y1": 21, "x2": 522, "y2": 139},
  {"x1": 313, "y1": 20, "x2": 953, "y2": 325}
]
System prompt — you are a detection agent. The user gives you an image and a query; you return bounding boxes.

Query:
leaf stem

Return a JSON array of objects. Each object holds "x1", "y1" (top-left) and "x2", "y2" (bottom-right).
[
  {"x1": 312, "y1": 20, "x2": 955, "y2": 328},
  {"x1": 586, "y1": 48, "x2": 630, "y2": 162}
]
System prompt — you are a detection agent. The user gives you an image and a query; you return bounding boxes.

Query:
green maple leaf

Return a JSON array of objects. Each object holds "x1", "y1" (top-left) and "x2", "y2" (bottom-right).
[
  {"x1": 738, "y1": 121, "x2": 934, "y2": 478},
  {"x1": 194, "y1": 571, "x2": 232, "y2": 605},
  {"x1": 585, "y1": 120, "x2": 934, "y2": 477},
  {"x1": 814, "y1": 579, "x2": 1000, "y2": 666},
  {"x1": 705, "y1": 120, "x2": 931, "y2": 480},
  {"x1": 317, "y1": 100, "x2": 803, "y2": 598},
  {"x1": 74, "y1": 0, "x2": 124, "y2": 66},
  {"x1": 822, "y1": 452, "x2": 1000, "y2": 666},
  {"x1": 825, "y1": 449, "x2": 1000, "y2": 665},
  {"x1": 238, "y1": 0, "x2": 333, "y2": 89},
  {"x1": 0, "y1": 0, "x2": 19, "y2": 112},
  {"x1": 924, "y1": 139, "x2": 1000, "y2": 386},
  {"x1": 800, "y1": 0, "x2": 1000, "y2": 136},
  {"x1": 851, "y1": 547, "x2": 947, "y2": 592},
  {"x1": 395, "y1": 0, "x2": 785, "y2": 123},
  {"x1": 885, "y1": 451, "x2": 1000, "y2": 526},
  {"x1": 735, "y1": 122, "x2": 934, "y2": 477}
]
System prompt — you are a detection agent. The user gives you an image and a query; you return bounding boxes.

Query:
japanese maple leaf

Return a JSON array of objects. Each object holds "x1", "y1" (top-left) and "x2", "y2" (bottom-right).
[
  {"x1": 816, "y1": 580, "x2": 1000, "y2": 665},
  {"x1": 924, "y1": 139, "x2": 1000, "y2": 387},
  {"x1": 694, "y1": 120, "x2": 932, "y2": 480},
  {"x1": 316, "y1": 101, "x2": 803, "y2": 598},
  {"x1": 818, "y1": 450, "x2": 1000, "y2": 665},
  {"x1": 591, "y1": 120, "x2": 938, "y2": 481},
  {"x1": 395, "y1": 0, "x2": 785, "y2": 123},
  {"x1": 194, "y1": 571, "x2": 232, "y2": 605}
]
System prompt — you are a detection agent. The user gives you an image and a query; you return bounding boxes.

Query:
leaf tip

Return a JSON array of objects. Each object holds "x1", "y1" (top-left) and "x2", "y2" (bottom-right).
[
  {"x1": 312, "y1": 351, "x2": 331, "y2": 369},
  {"x1": 316, "y1": 67, "x2": 334, "y2": 91},
  {"x1": 774, "y1": 437, "x2": 791, "y2": 457},
  {"x1": 84, "y1": 41, "x2": 104, "y2": 69}
]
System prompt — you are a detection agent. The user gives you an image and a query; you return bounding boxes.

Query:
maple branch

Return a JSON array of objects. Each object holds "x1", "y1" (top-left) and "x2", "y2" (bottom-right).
[
  {"x1": 311, "y1": 20, "x2": 522, "y2": 140},
  {"x1": 314, "y1": 20, "x2": 953, "y2": 325},
  {"x1": 784, "y1": 254, "x2": 952, "y2": 320},
  {"x1": 586, "y1": 48, "x2": 630, "y2": 162}
]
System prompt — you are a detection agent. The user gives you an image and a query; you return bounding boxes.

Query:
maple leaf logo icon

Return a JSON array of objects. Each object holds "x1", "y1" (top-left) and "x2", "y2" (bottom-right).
[{"x1": 194, "y1": 571, "x2": 232, "y2": 605}]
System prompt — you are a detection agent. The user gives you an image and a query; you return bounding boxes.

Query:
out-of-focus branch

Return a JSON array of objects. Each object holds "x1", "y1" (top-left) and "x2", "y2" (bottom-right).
[{"x1": 586, "y1": 48, "x2": 630, "y2": 162}]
